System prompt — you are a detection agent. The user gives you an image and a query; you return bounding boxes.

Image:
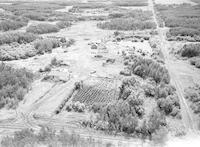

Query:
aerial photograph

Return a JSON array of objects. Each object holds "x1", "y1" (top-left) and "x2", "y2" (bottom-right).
[{"x1": 0, "y1": 0, "x2": 199, "y2": 146}]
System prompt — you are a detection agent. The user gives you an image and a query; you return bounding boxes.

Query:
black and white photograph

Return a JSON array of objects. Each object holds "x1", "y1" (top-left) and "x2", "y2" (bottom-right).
[{"x1": 0, "y1": 0, "x2": 200, "y2": 146}]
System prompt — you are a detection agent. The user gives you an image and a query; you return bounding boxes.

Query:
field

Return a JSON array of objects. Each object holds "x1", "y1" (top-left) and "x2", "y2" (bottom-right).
[
  {"x1": 72, "y1": 78, "x2": 119, "y2": 105},
  {"x1": 0, "y1": 0, "x2": 200, "y2": 146}
]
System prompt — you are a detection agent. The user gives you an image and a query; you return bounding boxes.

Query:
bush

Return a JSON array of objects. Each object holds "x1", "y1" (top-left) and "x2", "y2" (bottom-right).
[
  {"x1": 0, "y1": 43, "x2": 36, "y2": 61},
  {"x1": 129, "y1": 56, "x2": 170, "y2": 84},
  {"x1": 56, "y1": 21, "x2": 71, "y2": 29},
  {"x1": 65, "y1": 102, "x2": 86, "y2": 112},
  {"x1": 138, "y1": 109, "x2": 167, "y2": 140},
  {"x1": 0, "y1": 20, "x2": 28, "y2": 31},
  {"x1": 0, "y1": 32, "x2": 37, "y2": 45},
  {"x1": 89, "y1": 77, "x2": 145, "y2": 134},
  {"x1": 155, "y1": 83, "x2": 181, "y2": 117},
  {"x1": 26, "y1": 23, "x2": 59, "y2": 34},
  {"x1": 185, "y1": 85, "x2": 200, "y2": 115},
  {"x1": 112, "y1": 0, "x2": 148, "y2": 6},
  {"x1": 34, "y1": 38, "x2": 60, "y2": 54},
  {"x1": 97, "y1": 18, "x2": 156, "y2": 31},
  {"x1": 93, "y1": 99, "x2": 140, "y2": 133},
  {"x1": 168, "y1": 27, "x2": 200, "y2": 38},
  {"x1": 23, "y1": 12, "x2": 46, "y2": 21},
  {"x1": 1, "y1": 127, "x2": 112, "y2": 147},
  {"x1": 73, "y1": 3, "x2": 106, "y2": 9},
  {"x1": 181, "y1": 44, "x2": 200, "y2": 58},
  {"x1": 108, "y1": 10, "x2": 152, "y2": 21},
  {"x1": 61, "y1": 38, "x2": 75, "y2": 48},
  {"x1": 165, "y1": 17, "x2": 200, "y2": 29},
  {"x1": 157, "y1": 95, "x2": 180, "y2": 116},
  {"x1": 50, "y1": 57, "x2": 59, "y2": 66},
  {"x1": 190, "y1": 58, "x2": 200, "y2": 68},
  {"x1": 0, "y1": 63, "x2": 34, "y2": 109}
]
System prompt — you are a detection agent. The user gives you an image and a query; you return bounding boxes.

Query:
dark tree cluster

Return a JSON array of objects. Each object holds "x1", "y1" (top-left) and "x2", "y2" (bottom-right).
[
  {"x1": 185, "y1": 85, "x2": 200, "y2": 114},
  {"x1": 155, "y1": 84, "x2": 181, "y2": 118},
  {"x1": 0, "y1": 63, "x2": 34, "y2": 109},
  {"x1": 86, "y1": 78, "x2": 167, "y2": 140},
  {"x1": 181, "y1": 43, "x2": 200, "y2": 58},
  {"x1": 34, "y1": 38, "x2": 60, "y2": 54},
  {"x1": 127, "y1": 56, "x2": 170, "y2": 84}
]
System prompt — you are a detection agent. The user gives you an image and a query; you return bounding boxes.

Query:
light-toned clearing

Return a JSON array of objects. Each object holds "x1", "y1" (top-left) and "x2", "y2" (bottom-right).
[
  {"x1": 55, "y1": 6, "x2": 73, "y2": 12},
  {"x1": 0, "y1": 3, "x2": 12, "y2": 5},
  {"x1": 155, "y1": 0, "x2": 197, "y2": 5},
  {"x1": 120, "y1": 6, "x2": 150, "y2": 11}
]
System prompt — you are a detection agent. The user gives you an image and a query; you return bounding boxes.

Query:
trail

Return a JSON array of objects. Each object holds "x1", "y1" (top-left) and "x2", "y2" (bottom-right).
[{"x1": 149, "y1": 0, "x2": 197, "y2": 132}]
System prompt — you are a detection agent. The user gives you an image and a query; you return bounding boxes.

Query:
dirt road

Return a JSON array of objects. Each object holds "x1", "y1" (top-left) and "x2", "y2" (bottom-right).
[{"x1": 150, "y1": 0, "x2": 199, "y2": 132}]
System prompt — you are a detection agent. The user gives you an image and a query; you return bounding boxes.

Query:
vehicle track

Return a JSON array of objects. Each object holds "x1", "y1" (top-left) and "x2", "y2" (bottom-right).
[{"x1": 150, "y1": 0, "x2": 197, "y2": 132}]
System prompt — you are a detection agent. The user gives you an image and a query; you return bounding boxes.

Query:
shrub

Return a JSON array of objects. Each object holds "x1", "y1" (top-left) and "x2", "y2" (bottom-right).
[
  {"x1": 190, "y1": 58, "x2": 200, "y2": 68},
  {"x1": 0, "y1": 43, "x2": 36, "y2": 61},
  {"x1": 23, "y1": 12, "x2": 46, "y2": 21},
  {"x1": 93, "y1": 99, "x2": 140, "y2": 133},
  {"x1": 1, "y1": 127, "x2": 112, "y2": 147},
  {"x1": 89, "y1": 77, "x2": 145, "y2": 134},
  {"x1": 43, "y1": 65, "x2": 51, "y2": 72},
  {"x1": 165, "y1": 18, "x2": 200, "y2": 29},
  {"x1": 0, "y1": 20, "x2": 28, "y2": 31},
  {"x1": 49, "y1": 57, "x2": 64, "y2": 67},
  {"x1": 73, "y1": 3, "x2": 106, "y2": 9},
  {"x1": 185, "y1": 85, "x2": 200, "y2": 115},
  {"x1": 112, "y1": 0, "x2": 148, "y2": 6},
  {"x1": 0, "y1": 32, "x2": 37, "y2": 45},
  {"x1": 50, "y1": 57, "x2": 59, "y2": 66},
  {"x1": 138, "y1": 109, "x2": 167, "y2": 140},
  {"x1": 168, "y1": 27, "x2": 200, "y2": 38},
  {"x1": 155, "y1": 83, "x2": 181, "y2": 117},
  {"x1": 181, "y1": 44, "x2": 200, "y2": 58},
  {"x1": 34, "y1": 38, "x2": 60, "y2": 54},
  {"x1": 157, "y1": 95, "x2": 180, "y2": 116},
  {"x1": 56, "y1": 21, "x2": 71, "y2": 29},
  {"x1": 65, "y1": 102, "x2": 86, "y2": 112},
  {"x1": 155, "y1": 84, "x2": 176, "y2": 99},
  {"x1": 61, "y1": 38, "x2": 75, "y2": 48},
  {"x1": 0, "y1": 63, "x2": 34, "y2": 109},
  {"x1": 26, "y1": 23, "x2": 59, "y2": 34},
  {"x1": 97, "y1": 18, "x2": 156, "y2": 31},
  {"x1": 108, "y1": 10, "x2": 152, "y2": 21},
  {"x1": 129, "y1": 56, "x2": 170, "y2": 84}
]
